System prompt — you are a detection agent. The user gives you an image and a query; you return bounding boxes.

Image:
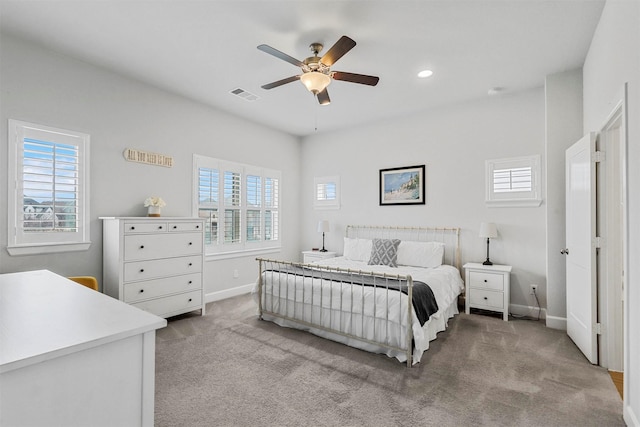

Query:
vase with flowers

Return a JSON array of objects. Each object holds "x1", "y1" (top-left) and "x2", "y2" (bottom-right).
[{"x1": 144, "y1": 196, "x2": 166, "y2": 217}]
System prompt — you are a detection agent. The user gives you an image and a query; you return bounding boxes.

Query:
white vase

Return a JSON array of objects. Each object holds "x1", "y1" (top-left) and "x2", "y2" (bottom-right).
[{"x1": 147, "y1": 206, "x2": 161, "y2": 217}]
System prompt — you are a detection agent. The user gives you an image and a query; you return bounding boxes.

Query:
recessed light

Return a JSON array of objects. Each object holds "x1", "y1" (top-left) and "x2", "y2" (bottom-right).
[{"x1": 417, "y1": 69, "x2": 433, "y2": 78}]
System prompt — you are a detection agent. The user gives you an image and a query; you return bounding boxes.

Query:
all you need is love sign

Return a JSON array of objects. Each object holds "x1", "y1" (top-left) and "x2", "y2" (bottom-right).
[{"x1": 123, "y1": 148, "x2": 173, "y2": 168}]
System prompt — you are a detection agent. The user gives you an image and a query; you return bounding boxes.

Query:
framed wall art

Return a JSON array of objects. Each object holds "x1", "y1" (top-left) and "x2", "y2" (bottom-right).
[{"x1": 379, "y1": 165, "x2": 425, "y2": 205}]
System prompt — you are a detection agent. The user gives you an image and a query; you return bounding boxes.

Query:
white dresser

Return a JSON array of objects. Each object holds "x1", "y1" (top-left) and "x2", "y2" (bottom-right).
[
  {"x1": 463, "y1": 262, "x2": 512, "y2": 321},
  {"x1": 102, "y1": 217, "x2": 206, "y2": 318}
]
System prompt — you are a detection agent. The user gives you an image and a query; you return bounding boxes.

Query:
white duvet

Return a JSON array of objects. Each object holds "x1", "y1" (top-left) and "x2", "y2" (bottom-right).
[{"x1": 254, "y1": 256, "x2": 464, "y2": 365}]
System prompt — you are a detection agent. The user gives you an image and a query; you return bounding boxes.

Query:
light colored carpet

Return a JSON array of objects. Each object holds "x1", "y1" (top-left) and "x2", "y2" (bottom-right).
[{"x1": 155, "y1": 294, "x2": 624, "y2": 426}]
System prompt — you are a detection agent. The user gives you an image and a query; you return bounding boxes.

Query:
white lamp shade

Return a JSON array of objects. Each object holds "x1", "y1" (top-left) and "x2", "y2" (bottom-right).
[
  {"x1": 479, "y1": 222, "x2": 498, "y2": 239},
  {"x1": 317, "y1": 220, "x2": 330, "y2": 233}
]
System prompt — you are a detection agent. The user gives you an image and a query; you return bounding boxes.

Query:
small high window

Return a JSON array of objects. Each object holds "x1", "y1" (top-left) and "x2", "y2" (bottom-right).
[
  {"x1": 485, "y1": 155, "x2": 542, "y2": 207},
  {"x1": 314, "y1": 176, "x2": 340, "y2": 210}
]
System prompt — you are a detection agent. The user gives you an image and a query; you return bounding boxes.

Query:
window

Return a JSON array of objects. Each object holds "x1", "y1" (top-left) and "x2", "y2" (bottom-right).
[
  {"x1": 194, "y1": 155, "x2": 280, "y2": 258},
  {"x1": 314, "y1": 176, "x2": 340, "y2": 209},
  {"x1": 7, "y1": 120, "x2": 90, "y2": 255},
  {"x1": 485, "y1": 155, "x2": 542, "y2": 207}
]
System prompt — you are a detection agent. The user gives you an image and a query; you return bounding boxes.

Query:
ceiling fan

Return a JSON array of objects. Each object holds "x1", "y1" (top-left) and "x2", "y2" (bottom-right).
[{"x1": 257, "y1": 35, "x2": 379, "y2": 105}]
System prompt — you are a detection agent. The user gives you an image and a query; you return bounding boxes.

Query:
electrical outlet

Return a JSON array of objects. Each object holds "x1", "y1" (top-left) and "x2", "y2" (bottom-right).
[{"x1": 530, "y1": 284, "x2": 538, "y2": 295}]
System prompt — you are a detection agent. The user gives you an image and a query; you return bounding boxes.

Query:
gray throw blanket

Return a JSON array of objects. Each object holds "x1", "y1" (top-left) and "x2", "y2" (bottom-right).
[{"x1": 265, "y1": 265, "x2": 438, "y2": 326}]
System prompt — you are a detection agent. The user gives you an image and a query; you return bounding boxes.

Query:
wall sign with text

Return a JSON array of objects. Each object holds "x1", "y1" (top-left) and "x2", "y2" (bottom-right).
[{"x1": 123, "y1": 148, "x2": 174, "y2": 168}]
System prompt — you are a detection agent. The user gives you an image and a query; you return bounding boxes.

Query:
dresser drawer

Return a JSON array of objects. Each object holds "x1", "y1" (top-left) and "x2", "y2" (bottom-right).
[
  {"x1": 468, "y1": 271, "x2": 504, "y2": 291},
  {"x1": 168, "y1": 221, "x2": 203, "y2": 232},
  {"x1": 124, "y1": 221, "x2": 168, "y2": 234},
  {"x1": 469, "y1": 289, "x2": 504, "y2": 309},
  {"x1": 124, "y1": 255, "x2": 202, "y2": 282},
  {"x1": 124, "y1": 233, "x2": 203, "y2": 261},
  {"x1": 131, "y1": 290, "x2": 202, "y2": 317},
  {"x1": 123, "y1": 273, "x2": 202, "y2": 303}
]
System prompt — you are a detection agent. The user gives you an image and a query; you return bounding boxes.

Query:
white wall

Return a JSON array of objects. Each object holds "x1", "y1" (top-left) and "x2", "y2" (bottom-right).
[
  {"x1": 583, "y1": 1, "x2": 640, "y2": 425},
  {"x1": 544, "y1": 69, "x2": 583, "y2": 329},
  {"x1": 0, "y1": 35, "x2": 301, "y2": 297},
  {"x1": 300, "y1": 89, "x2": 547, "y2": 312}
]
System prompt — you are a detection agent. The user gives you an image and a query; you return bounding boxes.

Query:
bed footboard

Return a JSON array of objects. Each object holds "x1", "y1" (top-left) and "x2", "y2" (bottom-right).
[{"x1": 257, "y1": 257, "x2": 415, "y2": 367}]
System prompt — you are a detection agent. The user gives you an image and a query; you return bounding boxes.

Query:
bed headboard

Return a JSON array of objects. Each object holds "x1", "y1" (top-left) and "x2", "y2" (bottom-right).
[{"x1": 345, "y1": 225, "x2": 461, "y2": 271}]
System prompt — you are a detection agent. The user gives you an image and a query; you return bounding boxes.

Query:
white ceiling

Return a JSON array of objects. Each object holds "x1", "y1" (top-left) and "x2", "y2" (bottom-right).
[{"x1": 0, "y1": 0, "x2": 605, "y2": 137}]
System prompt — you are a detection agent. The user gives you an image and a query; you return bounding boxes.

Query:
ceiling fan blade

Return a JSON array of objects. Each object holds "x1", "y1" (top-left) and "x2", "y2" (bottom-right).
[
  {"x1": 316, "y1": 88, "x2": 331, "y2": 105},
  {"x1": 332, "y1": 71, "x2": 380, "y2": 86},
  {"x1": 320, "y1": 35, "x2": 356, "y2": 66},
  {"x1": 261, "y1": 75, "x2": 300, "y2": 90},
  {"x1": 257, "y1": 44, "x2": 305, "y2": 68}
]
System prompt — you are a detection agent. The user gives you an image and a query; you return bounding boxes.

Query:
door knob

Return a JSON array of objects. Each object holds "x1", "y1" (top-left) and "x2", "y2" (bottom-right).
[{"x1": 560, "y1": 248, "x2": 569, "y2": 255}]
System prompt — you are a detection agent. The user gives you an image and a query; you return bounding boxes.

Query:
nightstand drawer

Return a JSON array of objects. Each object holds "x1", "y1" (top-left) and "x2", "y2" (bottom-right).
[
  {"x1": 468, "y1": 271, "x2": 504, "y2": 291},
  {"x1": 469, "y1": 289, "x2": 504, "y2": 309},
  {"x1": 302, "y1": 251, "x2": 336, "y2": 263}
]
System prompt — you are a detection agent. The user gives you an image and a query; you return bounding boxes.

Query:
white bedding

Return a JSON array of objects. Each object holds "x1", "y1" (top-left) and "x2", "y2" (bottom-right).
[{"x1": 254, "y1": 256, "x2": 464, "y2": 365}]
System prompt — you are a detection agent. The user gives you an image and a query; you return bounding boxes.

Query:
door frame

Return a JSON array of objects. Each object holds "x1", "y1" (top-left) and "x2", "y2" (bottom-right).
[{"x1": 597, "y1": 94, "x2": 627, "y2": 372}]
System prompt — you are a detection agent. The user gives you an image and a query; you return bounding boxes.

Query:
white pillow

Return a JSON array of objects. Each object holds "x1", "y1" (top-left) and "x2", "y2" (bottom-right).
[
  {"x1": 396, "y1": 241, "x2": 445, "y2": 268},
  {"x1": 343, "y1": 237, "x2": 373, "y2": 262}
]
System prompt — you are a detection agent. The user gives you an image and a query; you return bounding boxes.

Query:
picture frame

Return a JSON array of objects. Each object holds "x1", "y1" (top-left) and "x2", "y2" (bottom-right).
[{"x1": 379, "y1": 165, "x2": 425, "y2": 205}]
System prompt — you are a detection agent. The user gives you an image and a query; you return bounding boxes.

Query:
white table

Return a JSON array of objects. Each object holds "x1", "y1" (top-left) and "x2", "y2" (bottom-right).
[{"x1": 0, "y1": 270, "x2": 167, "y2": 427}]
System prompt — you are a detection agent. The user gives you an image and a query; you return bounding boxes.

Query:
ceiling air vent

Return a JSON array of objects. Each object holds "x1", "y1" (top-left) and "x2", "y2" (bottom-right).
[{"x1": 230, "y1": 88, "x2": 259, "y2": 102}]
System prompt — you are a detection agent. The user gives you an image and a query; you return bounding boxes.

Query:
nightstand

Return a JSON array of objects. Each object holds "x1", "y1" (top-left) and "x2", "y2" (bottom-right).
[
  {"x1": 463, "y1": 263, "x2": 512, "y2": 321},
  {"x1": 302, "y1": 250, "x2": 336, "y2": 263}
]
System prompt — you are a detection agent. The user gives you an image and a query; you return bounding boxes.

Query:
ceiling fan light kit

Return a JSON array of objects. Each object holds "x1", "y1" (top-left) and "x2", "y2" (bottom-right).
[
  {"x1": 258, "y1": 35, "x2": 379, "y2": 106},
  {"x1": 300, "y1": 71, "x2": 331, "y2": 94}
]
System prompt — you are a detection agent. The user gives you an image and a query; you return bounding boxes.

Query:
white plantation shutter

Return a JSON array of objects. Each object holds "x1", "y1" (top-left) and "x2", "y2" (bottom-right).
[
  {"x1": 486, "y1": 155, "x2": 541, "y2": 207},
  {"x1": 8, "y1": 120, "x2": 90, "y2": 255},
  {"x1": 264, "y1": 176, "x2": 279, "y2": 241},
  {"x1": 197, "y1": 166, "x2": 219, "y2": 246},
  {"x1": 246, "y1": 174, "x2": 261, "y2": 242},
  {"x1": 193, "y1": 155, "x2": 280, "y2": 256},
  {"x1": 223, "y1": 169, "x2": 241, "y2": 244},
  {"x1": 314, "y1": 176, "x2": 340, "y2": 209},
  {"x1": 493, "y1": 167, "x2": 533, "y2": 193}
]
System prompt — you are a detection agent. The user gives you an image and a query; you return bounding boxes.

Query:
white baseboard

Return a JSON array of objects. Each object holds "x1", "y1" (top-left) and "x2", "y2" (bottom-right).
[
  {"x1": 205, "y1": 283, "x2": 254, "y2": 303},
  {"x1": 624, "y1": 403, "x2": 640, "y2": 427},
  {"x1": 544, "y1": 315, "x2": 567, "y2": 330},
  {"x1": 509, "y1": 303, "x2": 546, "y2": 320}
]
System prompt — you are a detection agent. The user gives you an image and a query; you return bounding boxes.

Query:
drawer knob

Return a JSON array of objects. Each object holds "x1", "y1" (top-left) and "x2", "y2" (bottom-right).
[
  {"x1": 140, "y1": 269, "x2": 144, "y2": 273},
  {"x1": 158, "y1": 226, "x2": 163, "y2": 230},
  {"x1": 173, "y1": 225, "x2": 177, "y2": 229},
  {"x1": 188, "y1": 281, "x2": 193, "y2": 284},
  {"x1": 188, "y1": 298, "x2": 192, "y2": 302},
  {"x1": 484, "y1": 297, "x2": 488, "y2": 300},
  {"x1": 140, "y1": 289, "x2": 144, "y2": 293},
  {"x1": 189, "y1": 242, "x2": 193, "y2": 245},
  {"x1": 196, "y1": 225, "x2": 200, "y2": 229},
  {"x1": 484, "y1": 279, "x2": 487, "y2": 282},
  {"x1": 140, "y1": 245, "x2": 144, "y2": 249},
  {"x1": 130, "y1": 226, "x2": 135, "y2": 230},
  {"x1": 188, "y1": 263, "x2": 193, "y2": 267}
]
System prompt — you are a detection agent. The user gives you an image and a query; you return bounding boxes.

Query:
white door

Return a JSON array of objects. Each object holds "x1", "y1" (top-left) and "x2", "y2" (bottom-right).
[{"x1": 565, "y1": 132, "x2": 597, "y2": 364}]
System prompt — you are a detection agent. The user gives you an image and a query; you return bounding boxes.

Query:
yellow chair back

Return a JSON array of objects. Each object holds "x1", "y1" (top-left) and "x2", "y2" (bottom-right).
[{"x1": 67, "y1": 276, "x2": 99, "y2": 291}]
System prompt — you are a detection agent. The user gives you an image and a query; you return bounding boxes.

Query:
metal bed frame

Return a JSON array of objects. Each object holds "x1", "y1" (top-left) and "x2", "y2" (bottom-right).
[{"x1": 256, "y1": 225, "x2": 461, "y2": 367}]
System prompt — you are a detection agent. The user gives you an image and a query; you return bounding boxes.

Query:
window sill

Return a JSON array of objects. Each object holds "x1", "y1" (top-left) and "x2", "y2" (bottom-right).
[
  {"x1": 205, "y1": 246, "x2": 281, "y2": 261},
  {"x1": 485, "y1": 199, "x2": 542, "y2": 208},
  {"x1": 7, "y1": 241, "x2": 91, "y2": 256}
]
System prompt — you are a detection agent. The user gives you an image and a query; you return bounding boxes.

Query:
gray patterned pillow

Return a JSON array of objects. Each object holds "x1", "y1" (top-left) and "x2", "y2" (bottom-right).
[{"x1": 368, "y1": 238, "x2": 401, "y2": 267}]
